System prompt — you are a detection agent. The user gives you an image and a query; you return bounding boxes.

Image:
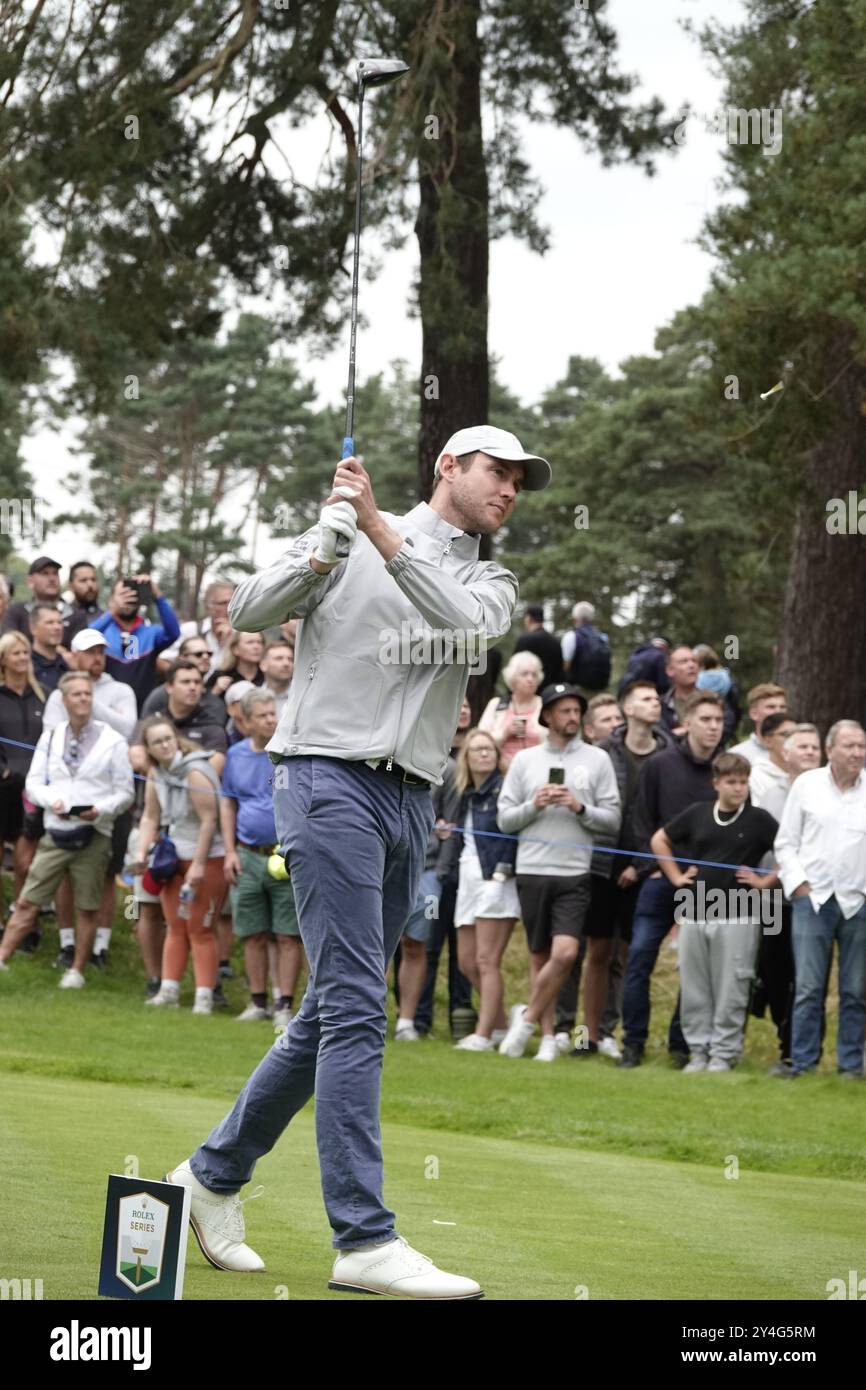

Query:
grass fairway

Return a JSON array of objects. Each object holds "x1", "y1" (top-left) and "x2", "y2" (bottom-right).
[{"x1": 1, "y1": 915, "x2": 865, "y2": 1300}]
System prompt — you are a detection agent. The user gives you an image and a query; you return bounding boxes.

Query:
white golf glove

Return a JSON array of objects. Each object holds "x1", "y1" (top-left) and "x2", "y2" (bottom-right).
[{"x1": 313, "y1": 486, "x2": 360, "y2": 565}]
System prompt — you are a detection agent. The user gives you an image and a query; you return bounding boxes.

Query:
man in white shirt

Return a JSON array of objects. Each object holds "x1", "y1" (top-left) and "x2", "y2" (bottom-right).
[
  {"x1": 774, "y1": 720, "x2": 866, "y2": 1077},
  {"x1": 44, "y1": 628, "x2": 138, "y2": 970},
  {"x1": 44, "y1": 629, "x2": 137, "y2": 740},
  {"x1": 730, "y1": 682, "x2": 787, "y2": 765},
  {"x1": 0, "y1": 673, "x2": 134, "y2": 988},
  {"x1": 749, "y1": 716, "x2": 819, "y2": 1075}
]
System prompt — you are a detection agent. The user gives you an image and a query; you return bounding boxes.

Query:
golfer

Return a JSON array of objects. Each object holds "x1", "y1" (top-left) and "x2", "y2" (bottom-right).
[{"x1": 166, "y1": 426, "x2": 550, "y2": 1299}]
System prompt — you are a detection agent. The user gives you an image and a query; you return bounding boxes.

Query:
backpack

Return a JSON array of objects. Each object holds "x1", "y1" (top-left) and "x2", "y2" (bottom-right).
[{"x1": 571, "y1": 626, "x2": 611, "y2": 690}]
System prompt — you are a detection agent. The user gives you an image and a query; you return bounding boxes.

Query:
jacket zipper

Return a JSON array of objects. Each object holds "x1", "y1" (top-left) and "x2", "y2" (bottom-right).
[
  {"x1": 387, "y1": 533, "x2": 455, "y2": 771},
  {"x1": 291, "y1": 661, "x2": 318, "y2": 736}
]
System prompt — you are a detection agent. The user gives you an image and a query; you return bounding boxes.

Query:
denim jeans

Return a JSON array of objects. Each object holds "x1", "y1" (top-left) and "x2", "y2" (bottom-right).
[
  {"x1": 190, "y1": 756, "x2": 433, "y2": 1248},
  {"x1": 415, "y1": 876, "x2": 474, "y2": 1032},
  {"x1": 790, "y1": 894, "x2": 866, "y2": 1074},
  {"x1": 621, "y1": 876, "x2": 688, "y2": 1052}
]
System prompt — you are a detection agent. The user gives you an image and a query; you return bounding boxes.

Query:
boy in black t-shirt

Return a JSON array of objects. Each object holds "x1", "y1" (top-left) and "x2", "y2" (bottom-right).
[{"x1": 650, "y1": 753, "x2": 779, "y2": 1072}]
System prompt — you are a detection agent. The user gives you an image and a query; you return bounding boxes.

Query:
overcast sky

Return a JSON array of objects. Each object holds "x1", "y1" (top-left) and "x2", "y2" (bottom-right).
[{"x1": 22, "y1": 0, "x2": 744, "y2": 583}]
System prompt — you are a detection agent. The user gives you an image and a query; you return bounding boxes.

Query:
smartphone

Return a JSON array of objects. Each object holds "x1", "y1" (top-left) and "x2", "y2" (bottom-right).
[
  {"x1": 121, "y1": 577, "x2": 154, "y2": 606},
  {"x1": 68, "y1": 805, "x2": 94, "y2": 816},
  {"x1": 549, "y1": 767, "x2": 565, "y2": 785}
]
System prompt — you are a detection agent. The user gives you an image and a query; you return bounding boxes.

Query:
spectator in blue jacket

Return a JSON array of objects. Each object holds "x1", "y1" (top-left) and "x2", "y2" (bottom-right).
[{"x1": 90, "y1": 574, "x2": 180, "y2": 709}]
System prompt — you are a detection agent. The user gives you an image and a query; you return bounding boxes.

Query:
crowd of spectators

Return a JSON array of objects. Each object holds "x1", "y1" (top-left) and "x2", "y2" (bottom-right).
[
  {"x1": 0, "y1": 565, "x2": 863, "y2": 1082},
  {"x1": 0, "y1": 555, "x2": 302, "y2": 1021}
]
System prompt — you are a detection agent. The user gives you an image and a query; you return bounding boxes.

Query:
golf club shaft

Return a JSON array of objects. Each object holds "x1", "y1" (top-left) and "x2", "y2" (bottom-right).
[{"x1": 342, "y1": 80, "x2": 365, "y2": 461}]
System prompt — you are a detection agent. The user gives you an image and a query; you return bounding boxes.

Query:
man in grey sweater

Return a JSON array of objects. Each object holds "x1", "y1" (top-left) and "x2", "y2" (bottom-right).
[
  {"x1": 497, "y1": 683, "x2": 621, "y2": 1061},
  {"x1": 163, "y1": 425, "x2": 551, "y2": 1299}
]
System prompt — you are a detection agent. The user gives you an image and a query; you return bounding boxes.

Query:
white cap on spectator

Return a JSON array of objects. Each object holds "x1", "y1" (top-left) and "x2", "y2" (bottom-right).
[
  {"x1": 225, "y1": 679, "x2": 256, "y2": 707},
  {"x1": 71, "y1": 629, "x2": 108, "y2": 653}
]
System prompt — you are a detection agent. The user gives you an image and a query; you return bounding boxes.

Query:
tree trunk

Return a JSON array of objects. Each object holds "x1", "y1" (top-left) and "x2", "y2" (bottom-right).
[
  {"x1": 776, "y1": 350, "x2": 866, "y2": 735},
  {"x1": 410, "y1": 0, "x2": 489, "y2": 501}
]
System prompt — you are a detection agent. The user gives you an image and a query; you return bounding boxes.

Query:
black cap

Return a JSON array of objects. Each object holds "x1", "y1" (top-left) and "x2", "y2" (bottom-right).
[
  {"x1": 539, "y1": 682, "x2": 587, "y2": 725},
  {"x1": 28, "y1": 556, "x2": 62, "y2": 575}
]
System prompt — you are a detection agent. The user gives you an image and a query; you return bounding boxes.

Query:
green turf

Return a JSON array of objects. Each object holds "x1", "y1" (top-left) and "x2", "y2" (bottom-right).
[
  {"x1": 1, "y1": 906, "x2": 865, "y2": 1299},
  {"x1": 3, "y1": 1071, "x2": 864, "y2": 1302}
]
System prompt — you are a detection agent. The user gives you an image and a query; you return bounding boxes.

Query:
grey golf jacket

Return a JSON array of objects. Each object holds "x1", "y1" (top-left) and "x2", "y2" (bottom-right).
[{"x1": 228, "y1": 502, "x2": 518, "y2": 784}]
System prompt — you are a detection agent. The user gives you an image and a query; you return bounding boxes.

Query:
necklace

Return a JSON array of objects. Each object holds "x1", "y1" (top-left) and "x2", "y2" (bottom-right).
[{"x1": 713, "y1": 801, "x2": 745, "y2": 827}]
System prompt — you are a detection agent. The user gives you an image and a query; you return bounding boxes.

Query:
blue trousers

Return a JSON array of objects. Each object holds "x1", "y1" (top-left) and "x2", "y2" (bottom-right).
[
  {"x1": 791, "y1": 895, "x2": 866, "y2": 1074},
  {"x1": 622, "y1": 875, "x2": 688, "y2": 1052},
  {"x1": 190, "y1": 756, "x2": 433, "y2": 1248}
]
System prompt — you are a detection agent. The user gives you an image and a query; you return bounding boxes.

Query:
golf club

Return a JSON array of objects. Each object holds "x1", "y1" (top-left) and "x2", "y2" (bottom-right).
[{"x1": 341, "y1": 57, "x2": 410, "y2": 462}]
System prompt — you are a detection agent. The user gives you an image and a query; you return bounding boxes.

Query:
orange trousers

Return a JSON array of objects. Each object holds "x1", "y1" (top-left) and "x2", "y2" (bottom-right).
[{"x1": 160, "y1": 857, "x2": 224, "y2": 989}]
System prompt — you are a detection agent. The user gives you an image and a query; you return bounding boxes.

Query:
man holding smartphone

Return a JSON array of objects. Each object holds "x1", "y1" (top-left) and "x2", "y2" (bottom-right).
[
  {"x1": 496, "y1": 683, "x2": 621, "y2": 1061},
  {"x1": 89, "y1": 574, "x2": 181, "y2": 708}
]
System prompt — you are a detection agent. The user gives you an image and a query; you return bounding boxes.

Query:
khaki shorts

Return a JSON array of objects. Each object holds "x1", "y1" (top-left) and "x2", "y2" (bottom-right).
[{"x1": 21, "y1": 831, "x2": 113, "y2": 912}]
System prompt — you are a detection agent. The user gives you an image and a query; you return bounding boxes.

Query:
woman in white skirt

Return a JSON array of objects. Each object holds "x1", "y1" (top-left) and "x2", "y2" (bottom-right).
[{"x1": 450, "y1": 729, "x2": 519, "y2": 1052}]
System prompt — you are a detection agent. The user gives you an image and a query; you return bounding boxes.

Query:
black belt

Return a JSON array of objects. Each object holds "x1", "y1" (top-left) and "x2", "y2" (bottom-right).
[
  {"x1": 366, "y1": 759, "x2": 430, "y2": 789},
  {"x1": 238, "y1": 841, "x2": 274, "y2": 856}
]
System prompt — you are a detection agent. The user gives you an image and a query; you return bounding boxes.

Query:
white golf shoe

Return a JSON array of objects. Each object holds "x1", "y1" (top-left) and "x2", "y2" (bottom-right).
[
  {"x1": 498, "y1": 1004, "x2": 536, "y2": 1058},
  {"x1": 598, "y1": 1036, "x2": 622, "y2": 1060},
  {"x1": 166, "y1": 1160, "x2": 265, "y2": 1272},
  {"x1": 329, "y1": 1235, "x2": 483, "y2": 1299}
]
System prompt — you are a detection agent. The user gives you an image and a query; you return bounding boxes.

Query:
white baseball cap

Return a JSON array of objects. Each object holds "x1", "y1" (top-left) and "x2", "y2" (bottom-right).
[
  {"x1": 225, "y1": 679, "x2": 256, "y2": 707},
  {"x1": 434, "y1": 426, "x2": 551, "y2": 492},
  {"x1": 71, "y1": 629, "x2": 108, "y2": 653}
]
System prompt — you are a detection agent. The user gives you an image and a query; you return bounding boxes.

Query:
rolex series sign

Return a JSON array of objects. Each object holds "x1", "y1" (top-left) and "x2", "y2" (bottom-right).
[{"x1": 98, "y1": 1176, "x2": 191, "y2": 1300}]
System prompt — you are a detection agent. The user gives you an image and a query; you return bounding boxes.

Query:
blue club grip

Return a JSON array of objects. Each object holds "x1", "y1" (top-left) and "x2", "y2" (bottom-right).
[{"x1": 341, "y1": 436, "x2": 354, "y2": 460}]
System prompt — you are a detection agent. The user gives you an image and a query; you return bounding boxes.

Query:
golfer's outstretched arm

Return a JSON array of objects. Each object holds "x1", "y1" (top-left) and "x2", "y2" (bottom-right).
[
  {"x1": 384, "y1": 549, "x2": 518, "y2": 649},
  {"x1": 228, "y1": 527, "x2": 344, "y2": 631}
]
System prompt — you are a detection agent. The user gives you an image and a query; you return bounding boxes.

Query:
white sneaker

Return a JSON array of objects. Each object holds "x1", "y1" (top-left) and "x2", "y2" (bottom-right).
[
  {"x1": 329, "y1": 1235, "x2": 482, "y2": 1300},
  {"x1": 707, "y1": 1057, "x2": 732, "y2": 1073},
  {"x1": 554, "y1": 1030, "x2": 572, "y2": 1055},
  {"x1": 598, "y1": 1036, "x2": 622, "y2": 1060},
  {"x1": 534, "y1": 1035, "x2": 559, "y2": 1063},
  {"x1": 166, "y1": 1160, "x2": 265, "y2": 1272},
  {"x1": 498, "y1": 1005, "x2": 536, "y2": 1058},
  {"x1": 454, "y1": 1033, "x2": 494, "y2": 1052},
  {"x1": 683, "y1": 1052, "x2": 709, "y2": 1073},
  {"x1": 192, "y1": 988, "x2": 213, "y2": 1015},
  {"x1": 395, "y1": 1022, "x2": 420, "y2": 1042},
  {"x1": 273, "y1": 1006, "x2": 293, "y2": 1030},
  {"x1": 490, "y1": 1028, "x2": 507, "y2": 1046},
  {"x1": 236, "y1": 1003, "x2": 271, "y2": 1022},
  {"x1": 145, "y1": 987, "x2": 179, "y2": 1008},
  {"x1": 58, "y1": 968, "x2": 85, "y2": 990},
  {"x1": 0, "y1": 959, "x2": 9, "y2": 972}
]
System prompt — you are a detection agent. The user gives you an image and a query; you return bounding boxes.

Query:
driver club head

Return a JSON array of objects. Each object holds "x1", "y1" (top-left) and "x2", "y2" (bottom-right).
[{"x1": 356, "y1": 57, "x2": 410, "y2": 89}]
